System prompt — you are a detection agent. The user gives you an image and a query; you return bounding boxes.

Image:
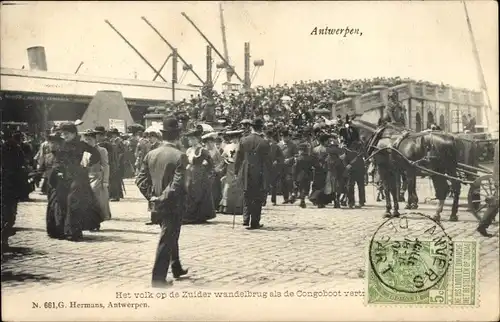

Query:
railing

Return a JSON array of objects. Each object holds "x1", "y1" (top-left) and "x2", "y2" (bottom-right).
[{"x1": 333, "y1": 82, "x2": 485, "y2": 133}]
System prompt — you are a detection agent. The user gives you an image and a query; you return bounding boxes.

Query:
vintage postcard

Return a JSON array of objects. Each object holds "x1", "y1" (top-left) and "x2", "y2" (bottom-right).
[{"x1": 1, "y1": 1, "x2": 498, "y2": 321}]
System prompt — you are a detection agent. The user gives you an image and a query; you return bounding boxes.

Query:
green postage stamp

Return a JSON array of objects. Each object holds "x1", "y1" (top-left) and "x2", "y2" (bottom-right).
[{"x1": 366, "y1": 213, "x2": 479, "y2": 306}]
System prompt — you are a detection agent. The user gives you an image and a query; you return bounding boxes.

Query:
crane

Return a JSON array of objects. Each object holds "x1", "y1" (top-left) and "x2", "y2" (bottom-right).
[
  {"x1": 462, "y1": 1, "x2": 492, "y2": 128},
  {"x1": 181, "y1": 11, "x2": 244, "y2": 84},
  {"x1": 219, "y1": 2, "x2": 234, "y2": 82}
]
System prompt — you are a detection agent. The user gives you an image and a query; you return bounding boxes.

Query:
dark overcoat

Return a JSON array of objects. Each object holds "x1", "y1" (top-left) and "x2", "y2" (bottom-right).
[{"x1": 234, "y1": 133, "x2": 271, "y2": 195}]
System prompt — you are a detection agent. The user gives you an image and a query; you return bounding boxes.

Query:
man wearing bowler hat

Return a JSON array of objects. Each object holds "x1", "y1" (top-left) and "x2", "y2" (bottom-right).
[
  {"x1": 136, "y1": 116, "x2": 189, "y2": 287},
  {"x1": 234, "y1": 118, "x2": 271, "y2": 229}
]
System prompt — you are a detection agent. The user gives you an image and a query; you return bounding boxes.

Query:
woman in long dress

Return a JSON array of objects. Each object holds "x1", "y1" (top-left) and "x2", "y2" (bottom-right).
[
  {"x1": 81, "y1": 129, "x2": 112, "y2": 228},
  {"x1": 219, "y1": 130, "x2": 244, "y2": 215},
  {"x1": 183, "y1": 127, "x2": 216, "y2": 224},
  {"x1": 202, "y1": 132, "x2": 224, "y2": 211},
  {"x1": 46, "y1": 122, "x2": 102, "y2": 241}
]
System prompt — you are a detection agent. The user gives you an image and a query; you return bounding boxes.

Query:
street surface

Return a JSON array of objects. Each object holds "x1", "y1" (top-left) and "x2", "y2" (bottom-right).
[{"x1": 2, "y1": 178, "x2": 499, "y2": 320}]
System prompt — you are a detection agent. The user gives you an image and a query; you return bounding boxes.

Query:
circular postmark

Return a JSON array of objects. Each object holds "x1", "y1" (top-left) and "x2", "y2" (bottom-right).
[{"x1": 369, "y1": 212, "x2": 453, "y2": 294}]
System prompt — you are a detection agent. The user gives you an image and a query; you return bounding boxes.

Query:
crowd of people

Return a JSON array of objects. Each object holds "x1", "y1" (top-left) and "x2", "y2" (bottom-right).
[
  {"x1": 173, "y1": 76, "x2": 418, "y2": 123},
  {"x1": 1, "y1": 76, "x2": 497, "y2": 284}
]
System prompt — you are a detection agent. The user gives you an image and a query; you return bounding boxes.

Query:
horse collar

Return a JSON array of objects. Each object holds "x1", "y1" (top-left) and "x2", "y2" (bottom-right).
[{"x1": 392, "y1": 130, "x2": 411, "y2": 150}]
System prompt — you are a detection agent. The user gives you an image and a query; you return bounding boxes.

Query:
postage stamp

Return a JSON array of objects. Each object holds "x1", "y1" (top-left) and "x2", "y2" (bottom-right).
[{"x1": 366, "y1": 213, "x2": 479, "y2": 306}]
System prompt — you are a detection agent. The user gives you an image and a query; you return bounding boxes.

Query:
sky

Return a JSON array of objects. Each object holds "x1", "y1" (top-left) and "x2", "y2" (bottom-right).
[{"x1": 1, "y1": 1, "x2": 498, "y2": 114}]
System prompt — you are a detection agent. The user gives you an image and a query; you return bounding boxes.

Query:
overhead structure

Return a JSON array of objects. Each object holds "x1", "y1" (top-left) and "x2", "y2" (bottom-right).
[
  {"x1": 244, "y1": 42, "x2": 251, "y2": 89},
  {"x1": 181, "y1": 11, "x2": 244, "y2": 84},
  {"x1": 206, "y1": 46, "x2": 213, "y2": 85},
  {"x1": 105, "y1": 20, "x2": 168, "y2": 83},
  {"x1": 219, "y1": 2, "x2": 235, "y2": 82},
  {"x1": 181, "y1": 9, "x2": 264, "y2": 92},
  {"x1": 462, "y1": 1, "x2": 492, "y2": 128},
  {"x1": 179, "y1": 63, "x2": 193, "y2": 83},
  {"x1": 251, "y1": 59, "x2": 264, "y2": 83},
  {"x1": 74, "y1": 61, "x2": 84, "y2": 74},
  {"x1": 152, "y1": 53, "x2": 172, "y2": 81},
  {"x1": 141, "y1": 16, "x2": 205, "y2": 85}
]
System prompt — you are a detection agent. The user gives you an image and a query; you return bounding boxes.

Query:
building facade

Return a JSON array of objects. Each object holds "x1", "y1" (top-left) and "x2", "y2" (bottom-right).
[
  {"x1": 1, "y1": 67, "x2": 200, "y2": 133},
  {"x1": 334, "y1": 82, "x2": 485, "y2": 133}
]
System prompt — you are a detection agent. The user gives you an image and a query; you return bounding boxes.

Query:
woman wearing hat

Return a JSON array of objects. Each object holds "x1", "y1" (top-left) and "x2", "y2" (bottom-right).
[
  {"x1": 202, "y1": 131, "x2": 224, "y2": 210},
  {"x1": 45, "y1": 122, "x2": 102, "y2": 241},
  {"x1": 81, "y1": 129, "x2": 112, "y2": 227},
  {"x1": 107, "y1": 128, "x2": 126, "y2": 202},
  {"x1": 219, "y1": 130, "x2": 244, "y2": 215},
  {"x1": 183, "y1": 126, "x2": 216, "y2": 224},
  {"x1": 34, "y1": 129, "x2": 57, "y2": 195}
]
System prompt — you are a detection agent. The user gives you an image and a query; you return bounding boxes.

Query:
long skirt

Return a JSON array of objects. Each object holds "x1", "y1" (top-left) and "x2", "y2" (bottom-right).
[
  {"x1": 89, "y1": 175, "x2": 112, "y2": 221},
  {"x1": 46, "y1": 169, "x2": 102, "y2": 239},
  {"x1": 212, "y1": 171, "x2": 223, "y2": 211},
  {"x1": 310, "y1": 170, "x2": 340, "y2": 205},
  {"x1": 109, "y1": 170, "x2": 124, "y2": 199},
  {"x1": 183, "y1": 165, "x2": 216, "y2": 224},
  {"x1": 219, "y1": 163, "x2": 244, "y2": 215}
]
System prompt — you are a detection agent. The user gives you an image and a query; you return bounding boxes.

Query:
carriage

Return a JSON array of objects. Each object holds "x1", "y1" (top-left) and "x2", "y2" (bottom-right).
[
  {"x1": 396, "y1": 134, "x2": 496, "y2": 220},
  {"x1": 355, "y1": 119, "x2": 498, "y2": 221},
  {"x1": 455, "y1": 125, "x2": 496, "y2": 163}
]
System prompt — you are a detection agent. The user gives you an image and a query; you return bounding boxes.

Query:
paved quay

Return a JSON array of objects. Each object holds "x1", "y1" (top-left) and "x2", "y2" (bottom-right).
[
  {"x1": 2, "y1": 179, "x2": 498, "y2": 293},
  {"x1": 2, "y1": 179, "x2": 499, "y2": 320}
]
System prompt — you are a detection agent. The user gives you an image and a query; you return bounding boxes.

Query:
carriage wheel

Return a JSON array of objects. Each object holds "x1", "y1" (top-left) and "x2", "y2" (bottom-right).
[{"x1": 467, "y1": 174, "x2": 497, "y2": 221}]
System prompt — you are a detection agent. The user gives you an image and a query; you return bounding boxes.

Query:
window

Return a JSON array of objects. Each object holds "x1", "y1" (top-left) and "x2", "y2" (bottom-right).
[
  {"x1": 439, "y1": 114, "x2": 445, "y2": 131},
  {"x1": 427, "y1": 111, "x2": 435, "y2": 129},
  {"x1": 416, "y1": 113, "x2": 422, "y2": 132}
]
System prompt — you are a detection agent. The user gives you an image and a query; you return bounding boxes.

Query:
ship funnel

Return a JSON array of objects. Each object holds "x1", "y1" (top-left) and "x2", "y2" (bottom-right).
[{"x1": 27, "y1": 46, "x2": 48, "y2": 71}]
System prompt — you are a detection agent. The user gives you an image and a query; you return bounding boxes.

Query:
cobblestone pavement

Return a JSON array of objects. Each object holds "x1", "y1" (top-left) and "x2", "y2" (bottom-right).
[{"x1": 2, "y1": 179, "x2": 498, "y2": 295}]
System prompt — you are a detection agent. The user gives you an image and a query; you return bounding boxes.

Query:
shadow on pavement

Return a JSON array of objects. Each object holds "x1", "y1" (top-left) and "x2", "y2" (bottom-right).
[
  {"x1": 110, "y1": 217, "x2": 149, "y2": 223},
  {"x1": 255, "y1": 225, "x2": 328, "y2": 232},
  {"x1": 14, "y1": 227, "x2": 46, "y2": 233},
  {"x1": 113, "y1": 198, "x2": 146, "y2": 203},
  {"x1": 80, "y1": 234, "x2": 146, "y2": 244},
  {"x1": 1, "y1": 247, "x2": 48, "y2": 263},
  {"x1": 400, "y1": 212, "x2": 488, "y2": 224},
  {"x1": 102, "y1": 228, "x2": 158, "y2": 236},
  {"x1": 1, "y1": 271, "x2": 61, "y2": 283}
]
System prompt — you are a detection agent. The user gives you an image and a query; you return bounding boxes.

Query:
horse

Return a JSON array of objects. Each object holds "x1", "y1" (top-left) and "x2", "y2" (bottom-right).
[{"x1": 351, "y1": 119, "x2": 462, "y2": 221}]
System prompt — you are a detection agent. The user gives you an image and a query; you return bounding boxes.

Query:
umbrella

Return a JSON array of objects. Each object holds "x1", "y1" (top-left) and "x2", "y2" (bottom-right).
[{"x1": 281, "y1": 95, "x2": 292, "y2": 101}]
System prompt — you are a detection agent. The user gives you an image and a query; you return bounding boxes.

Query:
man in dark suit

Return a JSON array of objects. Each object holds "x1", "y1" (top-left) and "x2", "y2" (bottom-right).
[
  {"x1": 136, "y1": 116, "x2": 189, "y2": 287},
  {"x1": 235, "y1": 118, "x2": 271, "y2": 230},
  {"x1": 339, "y1": 116, "x2": 360, "y2": 149},
  {"x1": 265, "y1": 129, "x2": 284, "y2": 206},
  {"x1": 279, "y1": 129, "x2": 298, "y2": 204},
  {"x1": 293, "y1": 143, "x2": 316, "y2": 208}
]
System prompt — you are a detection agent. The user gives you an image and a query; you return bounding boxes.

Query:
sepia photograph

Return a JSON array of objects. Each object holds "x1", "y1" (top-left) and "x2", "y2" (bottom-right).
[{"x1": 1, "y1": 1, "x2": 498, "y2": 321}]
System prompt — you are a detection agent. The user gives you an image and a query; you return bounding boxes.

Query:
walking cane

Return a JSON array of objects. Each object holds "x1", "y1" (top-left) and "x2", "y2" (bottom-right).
[{"x1": 232, "y1": 213, "x2": 236, "y2": 229}]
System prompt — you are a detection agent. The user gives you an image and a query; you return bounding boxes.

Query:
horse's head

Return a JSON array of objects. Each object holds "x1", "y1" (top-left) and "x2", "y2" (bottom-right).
[
  {"x1": 350, "y1": 119, "x2": 378, "y2": 155},
  {"x1": 351, "y1": 119, "x2": 378, "y2": 137}
]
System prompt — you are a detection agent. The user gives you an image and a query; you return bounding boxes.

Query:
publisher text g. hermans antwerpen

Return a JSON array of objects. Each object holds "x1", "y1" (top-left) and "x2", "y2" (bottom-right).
[{"x1": 310, "y1": 26, "x2": 363, "y2": 37}]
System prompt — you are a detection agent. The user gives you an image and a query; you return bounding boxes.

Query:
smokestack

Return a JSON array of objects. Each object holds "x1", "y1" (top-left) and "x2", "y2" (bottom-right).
[{"x1": 27, "y1": 46, "x2": 48, "y2": 71}]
